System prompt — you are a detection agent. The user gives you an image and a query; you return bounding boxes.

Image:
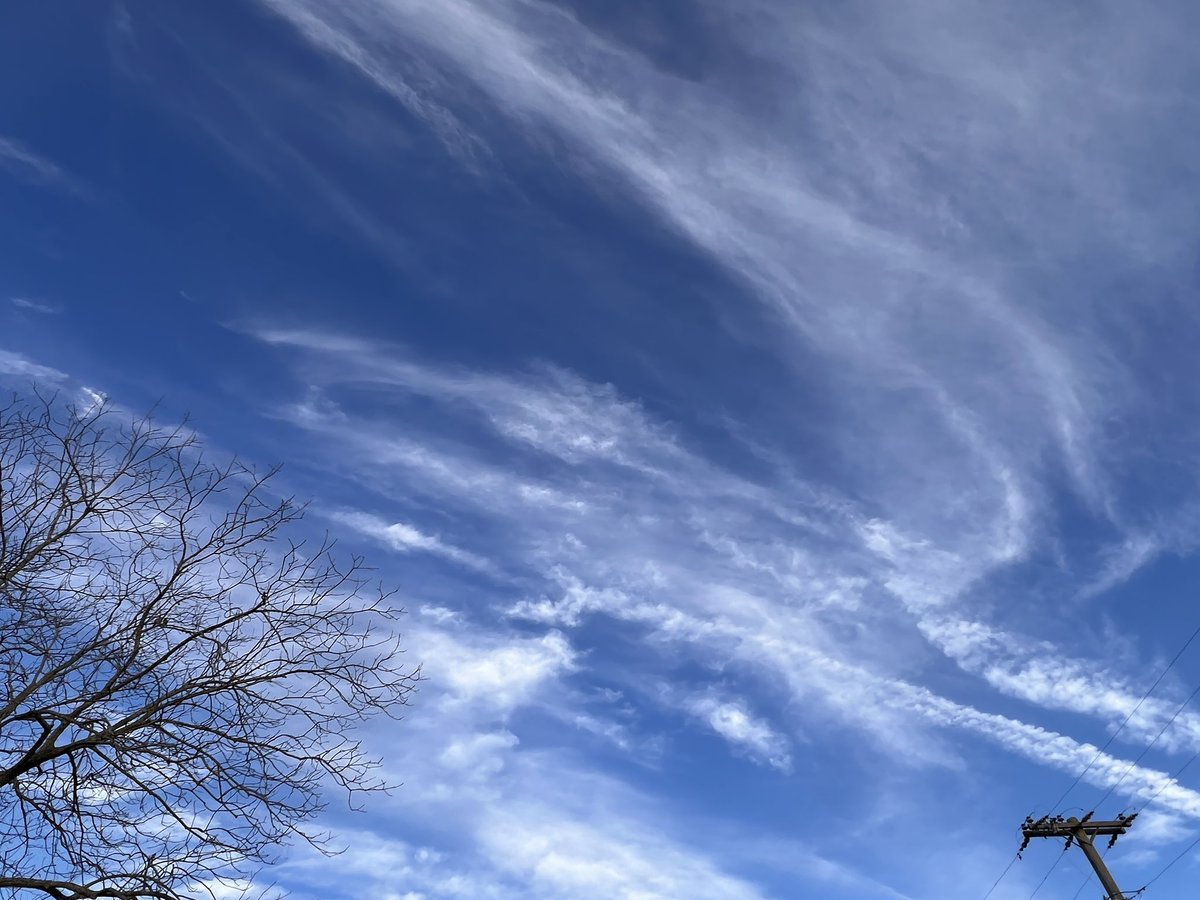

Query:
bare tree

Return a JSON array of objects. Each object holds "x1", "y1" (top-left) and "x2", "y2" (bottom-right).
[{"x1": 0, "y1": 394, "x2": 419, "y2": 899}]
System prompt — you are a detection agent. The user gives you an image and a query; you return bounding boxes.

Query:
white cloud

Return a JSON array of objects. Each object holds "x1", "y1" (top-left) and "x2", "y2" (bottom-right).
[
  {"x1": 413, "y1": 627, "x2": 575, "y2": 714},
  {"x1": 281, "y1": 830, "x2": 511, "y2": 899},
  {"x1": 682, "y1": 692, "x2": 793, "y2": 772},
  {"x1": 254, "y1": 0, "x2": 1124, "y2": 526},
  {"x1": 294, "y1": 613, "x2": 792, "y2": 900},
  {"x1": 1078, "y1": 531, "x2": 1167, "y2": 599},
  {"x1": 260, "y1": 329, "x2": 1200, "y2": 806},
  {"x1": 0, "y1": 134, "x2": 84, "y2": 194},
  {"x1": 252, "y1": 328, "x2": 681, "y2": 471},
  {"x1": 438, "y1": 730, "x2": 519, "y2": 776},
  {"x1": 478, "y1": 806, "x2": 767, "y2": 900},
  {"x1": 190, "y1": 878, "x2": 280, "y2": 900},
  {"x1": 9, "y1": 297, "x2": 58, "y2": 314},
  {"x1": 208, "y1": 5, "x2": 1200, "y2": 893},
  {"x1": 0, "y1": 135, "x2": 68, "y2": 186},
  {"x1": 247, "y1": 7, "x2": 1145, "y2": 693},
  {"x1": 0, "y1": 349, "x2": 67, "y2": 382},
  {"x1": 607, "y1": 580, "x2": 1200, "y2": 819},
  {"x1": 76, "y1": 386, "x2": 107, "y2": 415},
  {"x1": 271, "y1": 393, "x2": 592, "y2": 520},
  {"x1": 918, "y1": 615, "x2": 1200, "y2": 758},
  {"x1": 508, "y1": 570, "x2": 632, "y2": 628},
  {"x1": 329, "y1": 509, "x2": 495, "y2": 574}
]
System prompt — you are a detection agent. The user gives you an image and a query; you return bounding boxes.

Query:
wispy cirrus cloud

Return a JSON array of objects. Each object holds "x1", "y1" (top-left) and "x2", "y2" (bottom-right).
[
  {"x1": 9, "y1": 297, "x2": 58, "y2": 315},
  {"x1": 680, "y1": 691, "x2": 794, "y2": 772},
  {"x1": 240, "y1": 16, "x2": 1200, "y2": 772},
  {"x1": 312, "y1": 607, "x2": 788, "y2": 900},
  {"x1": 251, "y1": 331, "x2": 1200, "y2": 820},
  {"x1": 91, "y1": 1, "x2": 1200, "y2": 893},
  {"x1": 246, "y1": 2, "x2": 1200, "y2": 602},
  {"x1": 252, "y1": 328, "x2": 684, "y2": 472},
  {"x1": 0, "y1": 349, "x2": 67, "y2": 382},
  {"x1": 328, "y1": 508, "x2": 497, "y2": 575},
  {"x1": 0, "y1": 134, "x2": 83, "y2": 194},
  {"x1": 252, "y1": 0, "x2": 1140, "y2": 528},
  {"x1": 920, "y1": 616, "x2": 1200, "y2": 759}
]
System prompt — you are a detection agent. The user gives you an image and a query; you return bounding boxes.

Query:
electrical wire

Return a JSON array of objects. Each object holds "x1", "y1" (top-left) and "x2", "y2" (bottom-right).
[
  {"x1": 982, "y1": 619, "x2": 1200, "y2": 899},
  {"x1": 982, "y1": 814, "x2": 1043, "y2": 898},
  {"x1": 1102, "y1": 746, "x2": 1200, "y2": 898},
  {"x1": 1128, "y1": 742, "x2": 1200, "y2": 817},
  {"x1": 982, "y1": 852, "x2": 1020, "y2": 899},
  {"x1": 1129, "y1": 829, "x2": 1200, "y2": 896},
  {"x1": 1065, "y1": 634, "x2": 1200, "y2": 898},
  {"x1": 1108, "y1": 639, "x2": 1200, "y2": 896},
  {"x1": 1048, "y1": 620, "x2": 1200, "y2": 814},
  {"x1": 1091, "y1": 677, "x2": 1200, "y2": 814},
  {"x1": 1067, "y1": 867, "x2": 1092, "y2": 899},
  {"x1": 1068, "y1": 841, "x2": 1113, "y2": 900},
  {"x1": 1027, "y1": 841, "x2": 1069, "y2": 898}
]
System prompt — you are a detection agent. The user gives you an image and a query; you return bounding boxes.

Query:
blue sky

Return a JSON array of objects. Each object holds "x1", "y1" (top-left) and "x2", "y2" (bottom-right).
[{"x1": 5, "y1": 1, "x2": 1200, "y2": 897}]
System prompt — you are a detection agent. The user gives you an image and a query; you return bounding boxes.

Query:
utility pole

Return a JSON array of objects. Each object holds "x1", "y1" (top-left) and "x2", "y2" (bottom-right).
[{"x1": 1020, "y1": 812, "x2": 1136, "y2": 900}]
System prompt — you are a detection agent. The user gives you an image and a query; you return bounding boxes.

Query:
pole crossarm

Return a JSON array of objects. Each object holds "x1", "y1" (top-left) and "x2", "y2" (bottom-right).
[
  {"x1": 1018, "y1": 812, "x2": 1136, "y2": 900},
  {"x1": 1022, "y1": 816, "x2": 1135, "y2": 840}
]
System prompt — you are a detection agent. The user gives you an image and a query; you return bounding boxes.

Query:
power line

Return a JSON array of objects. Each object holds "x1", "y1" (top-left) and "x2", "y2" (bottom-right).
[
  {"x1": 982, "y1": 852, "x2": 1020, "y2": 899},
  {"x1": 1068, "y1": 870, "x2": 1095, "y2": 898},
  {"x1": 1132, "y1": 830, "x2": 1200, "y2": 895},
  {"x1": 984, "y1": 617, "x2": 1200, "y2": 899},
  {"x1": 983, "y1": 814, "x2": 1043, "y2": 898},
  {"x1": 1049, "y1": 620, "x2": 1200, "y2": 813},
  {"x1": 1119, "y1": 667, "x2": 1200, "y2": 819},
  {"x1": 1070, "y1": 842, "x2": 1113, "y2": 900},
  {"x1": 1132, "y1": 752, "x2": 1200, "y2": 817},
  {"x1": 1091, "y1": 678, "x2": 1200, "y2": 813},
  {"x1": 1105, "y1": 639, "x2": 1200, "y2": 896},
  {"x1": 1069, "y1": 861, "x2": 1094, "y2": 899},
  {"x1": 1027, "y1": 840, "x2": 1068, "y2": 898}
]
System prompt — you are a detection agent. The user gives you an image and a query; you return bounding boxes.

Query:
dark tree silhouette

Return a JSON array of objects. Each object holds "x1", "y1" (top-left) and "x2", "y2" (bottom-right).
[{"x1": 0, "y1": 394, "x2": 419, "y2": 899}]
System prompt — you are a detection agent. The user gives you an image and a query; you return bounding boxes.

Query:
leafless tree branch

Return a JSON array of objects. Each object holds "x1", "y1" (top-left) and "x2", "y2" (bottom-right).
[{"x1": 0, "y1": 393, "x2": 420, "y2": 899}]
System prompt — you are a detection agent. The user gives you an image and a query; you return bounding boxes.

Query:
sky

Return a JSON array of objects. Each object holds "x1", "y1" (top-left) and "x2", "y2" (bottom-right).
[{"x1": 4, "y1": 1, "x2": 1200, "y2": 897}]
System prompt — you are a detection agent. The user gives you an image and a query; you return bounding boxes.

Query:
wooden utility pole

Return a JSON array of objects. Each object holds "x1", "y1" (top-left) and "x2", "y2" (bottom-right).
[{"x1": 1020, "y1": 812, "x2": 1136, "y2": 900}]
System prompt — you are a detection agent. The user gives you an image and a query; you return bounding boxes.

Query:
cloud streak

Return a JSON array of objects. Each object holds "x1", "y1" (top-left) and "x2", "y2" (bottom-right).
[
  {"x1": 0, "y1": 134, "x2": 82, "y2": 194},
  {"x1": 73, "y1": 2, "x2": 1200, "y2": 895},
  {"x1": 329, "y1": 509, "x2": 497, "y2": 574},
  {"x1": 254, "y1": 331, "x2": 1200, "y2": 823},
  {"x1": 255, "y1": 0, "x2": 1133, "y2": 530},
  {"x1": 9, "y1": 297, "x2": 58, "y2": 315},
  {"x1": 0, "y1": 349, "x2": 67, "y2": 382}
]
